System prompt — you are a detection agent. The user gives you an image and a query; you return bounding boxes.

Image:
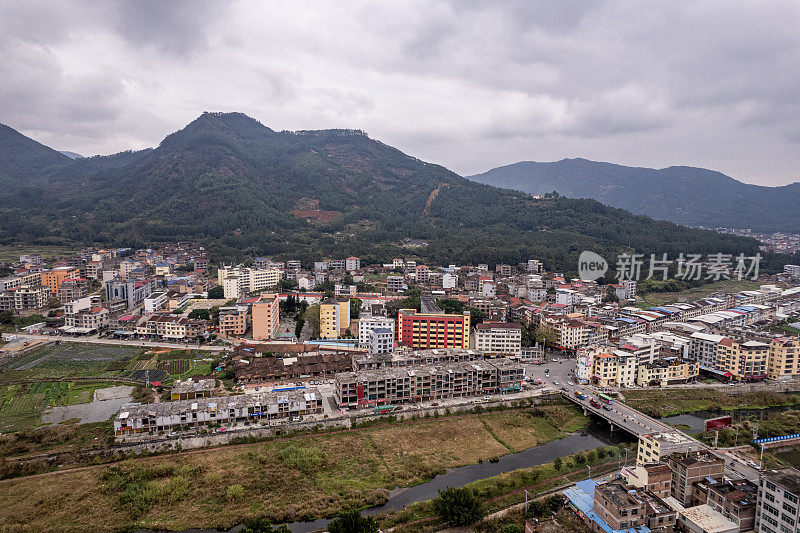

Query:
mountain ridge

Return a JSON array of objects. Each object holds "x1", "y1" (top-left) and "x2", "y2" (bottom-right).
[
  {"x1": 469, "y1": 159, "x2": 800, "y2": 232},
  {"x1": 0, "y1": 113, "x2": 768, "y2": 273}
]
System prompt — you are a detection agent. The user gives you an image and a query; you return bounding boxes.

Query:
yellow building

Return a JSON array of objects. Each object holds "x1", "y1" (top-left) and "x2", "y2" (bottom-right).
[
  {"x1": 636, "y1": 359, "x2": 698, "y2": 387},
  {"x1": 40, "y1": 267, "x2": 80, "y2": 296},
  {"x1": 592, "y1": 350, "x2": 637, "y2": 388},
  {"x1": 767, "y1": 337, "x2": 799, "y2": 381},
  {"x1": 717, "y1": 338, "x2": 769, "y2": 380},
  {"x1": 252, "y1": 295, "x2": 280, "y2": 341},
  {"x1": 320, "y1": 298, "x2": 350, "y2": 339}
]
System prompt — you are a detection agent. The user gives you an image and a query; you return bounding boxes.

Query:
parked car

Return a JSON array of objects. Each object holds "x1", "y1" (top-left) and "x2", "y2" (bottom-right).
[
  {"x1": 292, "y1": 416, "x2": 301, "y2": 422},
  {"x1": 483, "y1": 396, "x2": 492, "y2": 401}
]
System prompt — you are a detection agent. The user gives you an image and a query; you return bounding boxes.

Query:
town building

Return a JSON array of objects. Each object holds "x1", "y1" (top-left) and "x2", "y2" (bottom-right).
[
  {"x1": 170, "y1": 378, "x2": 216, "y2": 401},
  {"x1": 0, "y1": 285, "x2": 49, "y2": 311},
  {"x1": 114, "y1": 388, "x2": 323, "y2": 437},
  {"x1": 143, "y1": 291, "x2": 168, "y2": 313},
  {"x1": 397, "y1": 309, "x2": 471, "y2": 349},
  {"x1": 358, "y1": 316, "x2": 395, "y2": 352},
  {"x1": 218, "y1": 305, "x2": 250, "y2": 338},
  {"x1": 705, "y1": 478, "x2": 757, "y2": 531},
  {"x1": 766, "y1": 337, "x2": 800, "y2": 382},
  {"x1": 40, "y1": 267, "x2": 80, "y2": 296},
  {"x1": 666, "y1": 451, "x2": 725, "y2": 506},
  {"x1": 755, "y1": 467, "x2": 800, "y2": 533},
  {"x1": 58, "y1": 278, "x2": 89, "y2": 303},
  {"x1": 217, "y1": 266, "x2": 284, "y2": 298},
  {"x1": 473, "y1": 322, "x2": 522, "y2": 356},
  {"x1": 334, "y1": 358, "x2": 523, "y2": 408},
  {"x1": 252, "y1": 295, "x2": 279, "y2": 341},
  {"x1": 105, "y1": 278, "x2": 156, "y2": 310},
  {"x1": 135, "y1": 314, "x2": 207, "y2": 340},
  {"x1": 717, "y1": 338, "x2": 769, "y2": 381},
  {"x1": 320, "y1": 297, "x2": 350, "y2": 339}
]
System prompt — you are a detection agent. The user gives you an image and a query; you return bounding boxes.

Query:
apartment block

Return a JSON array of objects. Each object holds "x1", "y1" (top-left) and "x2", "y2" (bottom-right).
[
  {"x1": 170, "y1": 378, "x2": 215, "y2": 401},
  {"x1": 335, "y1": 358, "x2": 523, "y2": 407},
  {"x1": 718, "y1": 338, "x2": 769, "y2": 380},
  {"x1": 143, "y1": 291, "x2": 168, "y2": 313},
  {"x1": 474, "y1": 322, "x2": 522, "y2": 356},
  {"x1": 397, "y1": 309, "x2": 471, "y2": 349},
  {"x1": 320, "y1": 297, "x2": 350, "y2": 339},
  {"x1": 218, "y1": 305, "x2": 250, "y2": 338},
  {"x1": 217, "y1": 266, "x2": 284, "y2": 298},
  {"x1": 59, "y1": 278, "x2": 89, "y2": 303},
  {"x1": 755, "y1": 467, "x2": 800, "y2": 533},
  {"x1": 0, "y1": 285, "x2": 49, "y2": 311},
  {"x1": 767, "y1": 337, "x2": 800, "y2": 382},
  {"x1": 689, "y1": 332, "x2": 726, "y2": 369},
  {"x1": 252, "y1": 295, "x2": 279, "y2": 341},
  {"x1": 40, "y1": 267, "x2": 80, "y2": 296},
  {"x1": 358, "y1": 316, "x2": 395, "y2": 351},
  {"x1": 705, "y1": 478, "x2": 757, "y2": 531},
  {"x1": 345, "y1": 257, "x2": 360, "y2": 271}
]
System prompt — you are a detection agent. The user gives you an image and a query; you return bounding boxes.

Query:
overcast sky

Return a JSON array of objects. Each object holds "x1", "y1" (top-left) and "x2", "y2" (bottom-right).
[{"x1": 1, "y1": 1, "x2": 799, "y2": 185}]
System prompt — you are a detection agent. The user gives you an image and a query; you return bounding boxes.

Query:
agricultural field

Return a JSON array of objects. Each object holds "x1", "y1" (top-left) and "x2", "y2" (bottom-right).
[
  {"x1": 634, "y1": 278, "x2": 762, "y2": 308},
  {"x1": 0, "y1": 382, "x2": 116, "y2": 432},
  {"x1": 0, "y1": 404, "x2": 590, "y2": 531},
  {"x1": 0, "y1": 245, "x2": 77, "y2": 264},
  {"x1": 0, "y1": 344, "x2": 214, "y2": 432}
]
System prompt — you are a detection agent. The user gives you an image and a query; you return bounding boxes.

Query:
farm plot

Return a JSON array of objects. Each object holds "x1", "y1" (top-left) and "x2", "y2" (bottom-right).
[
  {"x1": 1, "y1": 343, "x2": 145, "y2": 381},
  {"x1": 0, "y1": 382, "x2": 118, "y2": 432}
]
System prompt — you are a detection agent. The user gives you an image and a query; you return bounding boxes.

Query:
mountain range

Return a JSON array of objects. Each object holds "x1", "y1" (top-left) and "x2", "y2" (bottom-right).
[
  {"x1": 469, "y1": 159, "x2": 800, "y2": 233},
  {"x1": 0, "y1": 112, "x2": 765, "y2": 273}
]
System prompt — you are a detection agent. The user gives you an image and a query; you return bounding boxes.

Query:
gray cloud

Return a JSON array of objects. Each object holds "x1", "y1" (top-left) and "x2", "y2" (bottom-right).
[{"x1": 0, "y1": 0, "x2": 798, "y2": 185}]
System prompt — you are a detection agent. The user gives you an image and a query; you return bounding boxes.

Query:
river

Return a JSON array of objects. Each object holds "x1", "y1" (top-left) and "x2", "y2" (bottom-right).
[{"x1": 156, "y1": 423, "x2": 626, "y2": 533}]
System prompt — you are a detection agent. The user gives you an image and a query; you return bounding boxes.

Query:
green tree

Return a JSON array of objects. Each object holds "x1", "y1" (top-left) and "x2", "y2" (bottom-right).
[
  {"x1": 468, "y1": 307, "x2": 484, "y2": 325},
  {"x1": 241, "y1": 519, "x2": 290, "y2": 533},
  {"x1": 294, "y1": 317, "x2": 305, "y2": 338},
  {"x1": 533, "y1": 324, "x2": 557, "y2": 346},
  {"x1": 553, "y1": 457, "x2": 563, "y2": 471},
  {"x1": 304, "y1": 303, "x2": 321, "y2": 338},
  {"x1": 433, "y1": 487, "x2": 486, "y2": 526},
  {"x1": 327, "y1": 510, "x2": 379, "y2": 533},
  {"x1": 350, "y1": 297, "x2": 362, "y2": 319},
  {"x1": 208, "y1": 285, "x2": 224, "y2": 299},
  {"x1": 0, "y1": 310, "x2": 13, "y2": 324},
  {"x1": 47, "y1": 297, "x2": 62, "y2": 308},
  {"x1": 603, "y1": 285, "x2": 619, "y2": 303},
  {"x1": 188, "y1": 308, "x2": 211, "y2": 320}
]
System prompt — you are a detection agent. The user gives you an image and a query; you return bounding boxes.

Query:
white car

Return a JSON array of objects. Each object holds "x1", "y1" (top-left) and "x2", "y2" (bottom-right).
[
  {"x1": 483, "y1": 396, "x2": 492, "y2": 401},
  {"x1": 552, "y1": 357, "x2": 560, "y2": 362}
]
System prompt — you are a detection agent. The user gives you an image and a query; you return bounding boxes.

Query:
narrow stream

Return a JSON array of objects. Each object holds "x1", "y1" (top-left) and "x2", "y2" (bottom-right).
[{"x1": 158, "y1": 426, "x2": 625, "y2": 533}]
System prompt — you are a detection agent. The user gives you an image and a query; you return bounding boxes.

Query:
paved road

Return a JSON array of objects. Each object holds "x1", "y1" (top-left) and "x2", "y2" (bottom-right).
[{"x1": 11, "y1": 333, "x2": 229, "y2": 352}]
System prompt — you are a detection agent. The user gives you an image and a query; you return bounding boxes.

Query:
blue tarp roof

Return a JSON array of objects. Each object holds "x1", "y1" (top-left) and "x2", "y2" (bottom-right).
[
  {"x1": 615, "y1": 317, "x2": 638, "y2": 324},
  {"x1": 564, "y1": 479, "x2": 651, "y2": 533}
]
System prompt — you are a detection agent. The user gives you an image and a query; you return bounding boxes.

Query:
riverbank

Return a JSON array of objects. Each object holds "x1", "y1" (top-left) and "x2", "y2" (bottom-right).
[
  {"x1": 378, "y1": 443, "x2": 633, "y2": 533},
  {"x1": 623, "y1": 388, "x2": 800, "y2": 417},
  {"x1": 0, "y1": 404, "x2": 588, "y2": 531}
]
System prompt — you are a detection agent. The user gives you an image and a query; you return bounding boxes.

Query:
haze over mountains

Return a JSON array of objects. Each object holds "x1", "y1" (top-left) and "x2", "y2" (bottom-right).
[
  {"x1": 469, "y1": 159, "x2": 800, "y2": 234},
  {"x1": 0, "y1": 112, "x2": 760, "y2": 273}
]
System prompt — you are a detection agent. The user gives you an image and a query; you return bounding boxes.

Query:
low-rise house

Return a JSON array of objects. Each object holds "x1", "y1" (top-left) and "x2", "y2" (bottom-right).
[
  {"x1": 170, "y1": 378, "x2": 216, "y2": 401},
  {"x1": 114, "y1": 388, "x2": 323, "y2": 436}
]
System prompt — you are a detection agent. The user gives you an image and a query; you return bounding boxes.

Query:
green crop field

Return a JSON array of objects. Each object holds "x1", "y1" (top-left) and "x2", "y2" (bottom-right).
[{"x1": 0, "y1": 382, "x2": 116, "y2": 432}]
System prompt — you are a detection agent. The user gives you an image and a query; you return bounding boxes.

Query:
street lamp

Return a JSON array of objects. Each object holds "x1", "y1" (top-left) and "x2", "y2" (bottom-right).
[
  {"x1": 524, "y1": 489, "x2": 529, "y2": 514},
  {"x1": 587, "y1": 465, "x2": 591, "y2": 479}
]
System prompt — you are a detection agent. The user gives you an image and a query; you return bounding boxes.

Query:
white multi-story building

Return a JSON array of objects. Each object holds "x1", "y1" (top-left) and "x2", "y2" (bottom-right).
[
  {"x1": 368, "y1": 328, "x2": 394, "y2": 354},
  {"x1": 345, "y1": 257, "x2": 360, "y2": 272},
  {"x1": 217, "y1": 266, "x2": 284, "y2": 298},
  {"x1": 474, "y1": 322, "x2": 522, "y2": 356},
  {"x1": 755, "y1": 468, "x2": 800, "y2": 533},
  {"x1": 442, "y1": 273, "x2": 457, "y2": 290},
  {"x1": 358, "y1": 316, "x2": 395, "y2": 350},
  {"x1": 784, "y1": 264, "x2": 800, "y2": 279},
  {"x1": 688, "y1": 332, "x2": 726, "y2": 369},
  {"x1": 144, "y1": 291, "x2": 168, "y2": 314}
]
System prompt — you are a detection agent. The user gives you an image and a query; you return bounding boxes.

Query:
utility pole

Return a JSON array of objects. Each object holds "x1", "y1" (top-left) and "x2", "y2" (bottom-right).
[
  {"x1": 587, "y1": 464, "x2": 591, "y2": 479},
  {"x1": 524, "y1": 490, "x2": 529, "y2": 514}
]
